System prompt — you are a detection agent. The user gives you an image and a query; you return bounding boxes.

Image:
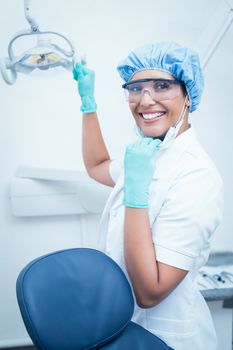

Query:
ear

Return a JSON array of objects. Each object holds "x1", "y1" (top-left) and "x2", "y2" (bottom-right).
[{"x1": 185, "y1": 99, "x2": 190, "y2": 107}]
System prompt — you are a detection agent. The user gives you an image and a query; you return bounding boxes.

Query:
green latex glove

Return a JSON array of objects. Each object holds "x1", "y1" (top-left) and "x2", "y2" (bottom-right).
[
  {"x1": 73, "y1": 63, "x2": 97, "y2": 113},
  {"x1": 123, "y1": 137, "x2": 161, "y2": 208}
]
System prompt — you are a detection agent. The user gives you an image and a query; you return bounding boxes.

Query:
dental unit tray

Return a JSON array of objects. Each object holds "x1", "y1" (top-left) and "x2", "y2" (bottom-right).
[{"x1": 0, "y1": 0, "x2": 78, "y2": 85}]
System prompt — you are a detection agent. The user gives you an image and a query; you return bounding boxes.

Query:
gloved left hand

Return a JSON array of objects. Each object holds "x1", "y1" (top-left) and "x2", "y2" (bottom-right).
[
  {"x1": 73, "y1": 62, "x2": 97, "y2": 113},
  {"x1": 123, "y1": 138, "x2": 161, "y2": 208}
]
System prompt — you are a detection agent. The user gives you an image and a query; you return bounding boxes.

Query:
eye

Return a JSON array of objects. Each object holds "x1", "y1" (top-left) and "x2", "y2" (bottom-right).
[
  {"x1": 154, "y1": 81, "x2": 171, "y2": 91},
  {"x1": 127, "y1": 84, "x2": 142, "y2": 93}
]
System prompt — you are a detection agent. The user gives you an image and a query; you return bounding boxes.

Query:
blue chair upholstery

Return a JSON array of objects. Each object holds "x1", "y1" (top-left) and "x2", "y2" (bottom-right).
[{"x1": 16, "y1": 248, "x2": 173, "y2": 349}]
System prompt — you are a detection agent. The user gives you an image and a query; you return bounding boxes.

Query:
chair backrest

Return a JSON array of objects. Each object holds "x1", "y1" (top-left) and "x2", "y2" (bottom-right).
[
  {"x1": 16, "y1": 248, "x2": 173, "y2": 350},
  {"x1": 16, "y1": 248, "x2": 134, "y2": 349}
]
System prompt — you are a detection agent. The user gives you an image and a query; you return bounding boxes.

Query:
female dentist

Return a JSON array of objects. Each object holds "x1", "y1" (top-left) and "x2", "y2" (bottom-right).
[{"x1": 73, "y1": 42, "x2": 223, "y2": 350}]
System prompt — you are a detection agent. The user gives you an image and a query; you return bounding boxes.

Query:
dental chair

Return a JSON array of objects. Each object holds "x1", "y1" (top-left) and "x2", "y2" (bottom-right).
[{"x1": 16, "y1": 248, "x2": 173, "y2": 349}]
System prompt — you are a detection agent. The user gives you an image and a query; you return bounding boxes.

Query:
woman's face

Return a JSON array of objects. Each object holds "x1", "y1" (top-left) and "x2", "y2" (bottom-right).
[{"x1": 128, "y1": 69, "x2": 189, "y2": 138}]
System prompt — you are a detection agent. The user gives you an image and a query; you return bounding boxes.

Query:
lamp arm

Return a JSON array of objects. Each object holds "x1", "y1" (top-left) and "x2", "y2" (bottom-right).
[{"x1": 24, "y1": 0, "x2": 39, "y2": 32}]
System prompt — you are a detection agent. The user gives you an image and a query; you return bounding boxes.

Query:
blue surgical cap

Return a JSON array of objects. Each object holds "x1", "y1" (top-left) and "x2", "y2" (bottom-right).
[{"x1": 117, "y1": 42, "x2": 204, "y2": 113}]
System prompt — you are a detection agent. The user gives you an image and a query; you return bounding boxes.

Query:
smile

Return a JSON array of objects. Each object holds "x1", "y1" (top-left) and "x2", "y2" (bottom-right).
[{"x1": 140, "y1": 112, "x2": 166, "y2": 121}]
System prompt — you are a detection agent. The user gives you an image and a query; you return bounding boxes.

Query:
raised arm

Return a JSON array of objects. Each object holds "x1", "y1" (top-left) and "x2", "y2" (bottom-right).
[{"x1": 73, "y1": 63, "x2": 114, "y2": 187}]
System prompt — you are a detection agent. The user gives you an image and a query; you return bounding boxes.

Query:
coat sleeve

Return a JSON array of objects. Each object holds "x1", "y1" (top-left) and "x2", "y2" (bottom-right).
[
  {"x1": 152, "y1": 165, "x2": 224, "y2": 271},
  {"x1": 109, "y1": 159, "x2": 123, "y2": 183}
]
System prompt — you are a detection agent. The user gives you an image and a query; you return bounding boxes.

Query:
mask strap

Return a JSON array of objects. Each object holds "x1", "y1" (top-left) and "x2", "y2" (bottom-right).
[
  {"x1": 159, "y1": 95, "x2": 189, "y2": 150},
  {"x1": 174, "y1": 94, "x2": 189, "y2": 128}
]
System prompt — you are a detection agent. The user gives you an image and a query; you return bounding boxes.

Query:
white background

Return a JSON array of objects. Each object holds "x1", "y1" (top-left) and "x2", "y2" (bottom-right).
[{"x1": 0, "y1": 0, "x2": 232, "y2": 346}]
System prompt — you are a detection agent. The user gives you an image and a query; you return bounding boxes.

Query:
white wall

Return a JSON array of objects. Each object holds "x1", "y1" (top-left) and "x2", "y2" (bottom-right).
[{"x1": 0, "y1": 0, "x2": 232, "y2": 346}]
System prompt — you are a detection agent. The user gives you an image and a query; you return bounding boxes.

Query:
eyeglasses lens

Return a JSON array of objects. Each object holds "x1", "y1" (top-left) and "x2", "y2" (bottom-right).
[{"x1": 124, "y1": 80, "x2": 182, "y2": 102}]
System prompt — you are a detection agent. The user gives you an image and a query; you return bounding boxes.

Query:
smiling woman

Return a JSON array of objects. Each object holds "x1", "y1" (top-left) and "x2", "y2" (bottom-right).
[
  {"x1": 124, "y1": 69, "x2": 189, "y2": 139},
  {"x1": 72, "y1": 41, "x2": 223, "y2": 350}
]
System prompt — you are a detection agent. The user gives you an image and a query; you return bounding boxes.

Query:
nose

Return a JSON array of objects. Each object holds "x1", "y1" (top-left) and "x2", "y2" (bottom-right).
[{"x1": 139, "y1": 89, "x2": 157, "y2": 107}]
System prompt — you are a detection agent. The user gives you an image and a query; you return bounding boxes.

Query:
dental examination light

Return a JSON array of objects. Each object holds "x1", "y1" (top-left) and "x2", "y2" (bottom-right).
[{"x1": 0, "y1": 0, "x2": 78, "y2": 85}]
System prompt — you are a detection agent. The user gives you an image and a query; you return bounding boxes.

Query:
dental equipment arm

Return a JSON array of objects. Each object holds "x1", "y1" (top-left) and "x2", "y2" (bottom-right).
[
  {"x1": 24, "y1": 0, "x2": 39, "y2": 32},
  {"x1": 73, "y1": 63, "x2": 114, "y2": 187}
]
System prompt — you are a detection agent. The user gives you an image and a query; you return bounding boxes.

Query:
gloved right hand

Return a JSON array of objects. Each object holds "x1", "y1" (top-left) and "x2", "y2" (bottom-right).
[
  {"x1": 123, "y1": 137, "x2": 161, "y2": 208},
  {"x1": 73, "y1": 63, "x2": 97, "y2": 113}
]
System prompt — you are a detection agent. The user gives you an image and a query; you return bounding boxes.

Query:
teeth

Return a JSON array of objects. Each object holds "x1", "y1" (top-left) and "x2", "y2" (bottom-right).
[{"x1": 142, "y1": 112, "x2": 164, "y2": 120}]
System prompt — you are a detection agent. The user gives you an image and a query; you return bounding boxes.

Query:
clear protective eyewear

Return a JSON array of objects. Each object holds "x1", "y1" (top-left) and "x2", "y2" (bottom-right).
[{"x1": 122, "y1": 78, "x2": 184, "y2": 103}]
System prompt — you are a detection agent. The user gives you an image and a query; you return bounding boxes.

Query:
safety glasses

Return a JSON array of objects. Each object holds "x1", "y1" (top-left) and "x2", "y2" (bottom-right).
[{"x1": 122, "y1": 78, "x2": 184, "y2": 103}]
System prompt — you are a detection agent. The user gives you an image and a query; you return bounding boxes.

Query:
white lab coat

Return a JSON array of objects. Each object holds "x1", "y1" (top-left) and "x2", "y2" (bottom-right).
[{"x1": 98, "y1": 127, "x2": 223, "y2": 350}]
